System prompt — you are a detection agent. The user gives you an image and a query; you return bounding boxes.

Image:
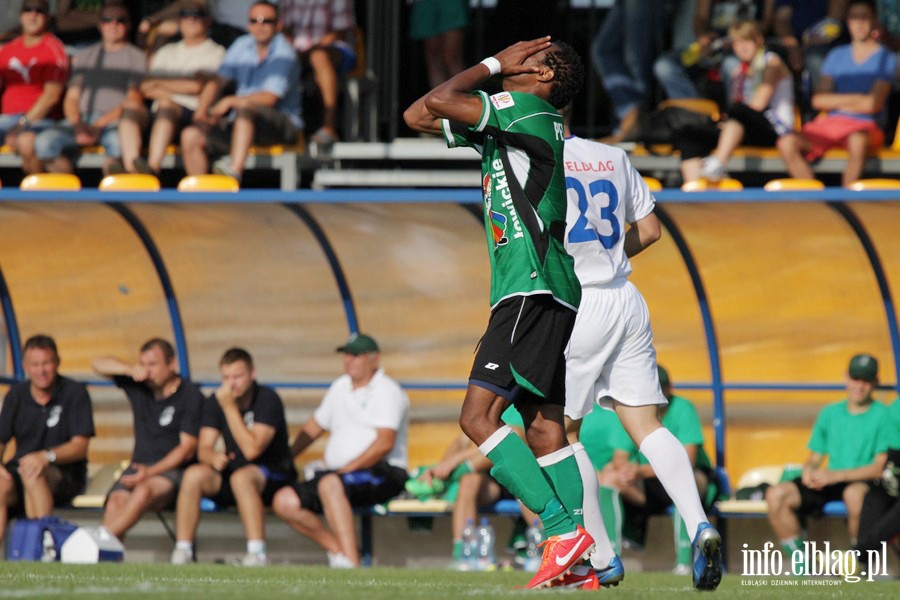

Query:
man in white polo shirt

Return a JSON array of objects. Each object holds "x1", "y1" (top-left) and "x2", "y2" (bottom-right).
[{"x1": 272, "y1": 333, "x2": 409, "y2": 568}]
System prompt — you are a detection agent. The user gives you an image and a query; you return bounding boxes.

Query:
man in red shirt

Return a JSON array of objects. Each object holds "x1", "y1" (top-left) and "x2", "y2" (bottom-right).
[{"x1": 0, "y1": 0, "x2": 67, "y2": 173}]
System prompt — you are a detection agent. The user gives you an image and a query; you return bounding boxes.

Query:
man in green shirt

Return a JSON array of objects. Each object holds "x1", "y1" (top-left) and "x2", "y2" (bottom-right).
[
  {"x1": 766, "y1": 353, "x2": 890, "y2": 558},
  {"x1": 404, "y1": 37, "x2": 592, "y2": 589}
]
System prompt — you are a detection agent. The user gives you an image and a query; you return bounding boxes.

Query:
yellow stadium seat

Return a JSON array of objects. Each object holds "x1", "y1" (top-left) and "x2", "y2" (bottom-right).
[
  {"x1": 19, "y1": 173, "x2": 81, "y2": 191},
  {"x1": 846, "y1": 178, "x2": 900, "y2": 191},
  {"x1": 659, "y1": 98, "x2": 720, "y2": 122},
  {"x1": 681, "y1": 177, "x2": 743, "y2": 192},
  {"x1": 177, "y1": 174, "x2": 240, "y2": 192},
  {"x1": 98, "y1": 173, "x2": 161, "y2": 192},
  {"x1": 763, "y1": 178, "x2": 825, "y2": 191},
  {"x1": 642, "y1": 176, "x2": 663, "y2": 192}
]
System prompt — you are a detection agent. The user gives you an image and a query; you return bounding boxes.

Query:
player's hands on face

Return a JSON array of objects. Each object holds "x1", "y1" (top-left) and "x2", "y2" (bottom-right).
[
  {"x1": 493, "y1": 36, "x2": 552, "y2": 77},
  {"x1": 120, "y1": 463, "x2": 147, "y2": 488}
]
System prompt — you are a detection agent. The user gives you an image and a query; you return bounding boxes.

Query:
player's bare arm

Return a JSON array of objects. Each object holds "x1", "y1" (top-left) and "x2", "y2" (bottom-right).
[
  {"x1": 623, "y1": 211, "x2": 661, "y2": 258},
  {"x1": 404, "y1": 36, "x2": 552, "y2": 134}
]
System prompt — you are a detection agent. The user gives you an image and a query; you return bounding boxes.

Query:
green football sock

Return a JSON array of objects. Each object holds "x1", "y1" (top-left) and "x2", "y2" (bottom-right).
[
  {"x1": 781, "y1": 537, "x2": 805, "y2": 572},
  {"x1": 452, "y1": 539, "x2": 463, "y2": 561},
  {"x1": 486, "y1": 430, "x2": 575, "y2": 536},
  {"x1": 599, "y1": 486, "x2": 622, "y2": 555},
  {"x1": 540, "y1": 453, "x2": 585, "y2": 528},
  {"x1": 673, "y1": 509, "x2": 692, "y2": 567},
  {"x1": 449, "y1": 460, "x2": 475, "y2": 482}
]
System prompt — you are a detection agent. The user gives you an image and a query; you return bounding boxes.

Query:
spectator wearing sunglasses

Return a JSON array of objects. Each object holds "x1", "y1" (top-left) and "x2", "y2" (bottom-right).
[
  {"x1": 31, "y1": 1, "x2": 145, "y2": 176},
  {"x1": 0, "y1": 0, "x2": 68, "y2": 174},
  {"x1": 181, "y1": 0, "x2": 301, "y2": 182},
  {"x1": 116, "y1": 2, "x2": 226, "y2": 175}
]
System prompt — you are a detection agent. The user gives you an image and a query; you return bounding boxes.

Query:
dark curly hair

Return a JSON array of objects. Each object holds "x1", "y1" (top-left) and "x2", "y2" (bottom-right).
[{"x1": 543, "y1": 41, "x2": 584, "y2": 110}]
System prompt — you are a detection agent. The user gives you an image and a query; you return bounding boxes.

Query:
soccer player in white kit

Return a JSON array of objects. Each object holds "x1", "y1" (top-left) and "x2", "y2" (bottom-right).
[{"x1": 562, "y1": 114, "x2": 724, "y2": 591}]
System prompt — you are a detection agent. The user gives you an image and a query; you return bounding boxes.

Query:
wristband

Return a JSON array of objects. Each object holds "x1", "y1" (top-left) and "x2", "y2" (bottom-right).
[{"x1": 479, "y1": 56, "x2": 501, "y2": 77}]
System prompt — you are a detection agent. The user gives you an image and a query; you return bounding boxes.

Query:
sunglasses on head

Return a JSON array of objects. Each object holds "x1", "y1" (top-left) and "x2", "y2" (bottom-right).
[
  {"x1": 21, "y1": 5, "x2": 48, "y2": 14},
  {"x1": 100, "y1": 15, "x2": 129, "y2": 24},
  {"x1": 248, "y1": 16, "x2": 276, "y2": 25}
]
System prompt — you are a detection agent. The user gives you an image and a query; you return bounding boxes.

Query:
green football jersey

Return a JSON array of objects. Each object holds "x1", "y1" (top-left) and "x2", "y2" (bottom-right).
[{"x1": 442, "y1": 90, "x2": 581, "y2": 310}]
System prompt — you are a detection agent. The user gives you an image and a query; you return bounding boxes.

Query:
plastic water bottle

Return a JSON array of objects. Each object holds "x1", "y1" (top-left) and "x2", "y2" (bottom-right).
[
  {"x1": 460, "y1": 518, "x2": 477, "y2": 571},
  {"x1": 475, "y1": 517, "x2": 496, "y2": 571},
  {"x1": 523, "y1": 519, "x2": 543, "y2": 572},
  {"x1": 41, "y1": 530, "x2": 56, "y2": 562}
]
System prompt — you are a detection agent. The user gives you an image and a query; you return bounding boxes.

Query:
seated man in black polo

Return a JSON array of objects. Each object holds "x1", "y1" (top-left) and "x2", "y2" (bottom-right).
[
  {"x1": 171, "y1": 347, "x2": 295, "y2": 566},
  {"x1": 92, "y1": 338, "x2": 203, "y2": 541},
  {"x1": 0, "y1": 334, "x2": 95, "y2": 546}
]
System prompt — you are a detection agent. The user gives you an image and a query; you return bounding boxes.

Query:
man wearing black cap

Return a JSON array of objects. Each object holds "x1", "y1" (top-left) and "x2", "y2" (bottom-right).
[
  {"x1": 273, "y1": 333, "x2": 409, "y2": 568},
  {"x1": 766, "y1": 353, "x2": 892, "y2": 565}
]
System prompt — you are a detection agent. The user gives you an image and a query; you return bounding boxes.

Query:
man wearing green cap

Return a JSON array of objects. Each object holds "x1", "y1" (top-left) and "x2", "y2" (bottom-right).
[
  {"x1": 766, "y1": 353, "x2": 891, "y2": 561},
  {"x1": 272, "y1": 333, "x2": 409, "y2": 568}
]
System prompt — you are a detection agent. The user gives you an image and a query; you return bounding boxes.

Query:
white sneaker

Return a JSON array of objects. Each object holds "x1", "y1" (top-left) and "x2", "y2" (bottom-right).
[
  {"x1": 672, "y1": 563, "x2": 692, "y2": 576},
  {"x1": 170, "y1": 547, "x2": 192, "y2": 565},
  {"x1": 700, "y1": 156, "x2": 726, "y2": 181},
  {"x1": 237, "y1": 552, "x2": 269, "y2": 567},
  {"x1": 327, "y1": 551, "x2": 355, "y2": 569}
]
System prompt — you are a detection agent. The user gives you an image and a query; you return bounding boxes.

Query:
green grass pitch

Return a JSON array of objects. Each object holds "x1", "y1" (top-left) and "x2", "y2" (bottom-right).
[{"x1": 0, "y1": 564, "x2": 898, "y2": 599}]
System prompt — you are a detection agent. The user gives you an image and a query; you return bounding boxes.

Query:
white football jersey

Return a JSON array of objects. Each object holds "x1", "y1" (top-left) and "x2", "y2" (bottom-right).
[{"x1": 563, "y1": 136, "x2": 656, "y2": 286}]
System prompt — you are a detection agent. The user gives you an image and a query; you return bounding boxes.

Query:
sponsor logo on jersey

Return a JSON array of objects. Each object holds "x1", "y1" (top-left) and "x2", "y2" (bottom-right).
[
  {"x1": 484, "y1": 362, "x2": 500, "y2": 370},
  {"x1": 489, "y1": 92, "x2": 515, "y2": 110},
  {"x1": 483, "y1": 172, "x2": 492, "y2": 201},
  {"x1": 159, "y1": 405, "x2": 175, "y2": 427},
  {"x1": 489, "y1": 158, "x2": 524, "y2": 245},
  {"x1": 244, "y1": 411, "x2": 255, "y2": 430},
  {"x1": 47, "y1": 405, "x2": 62, "y2": 428},
  {"x1": 490, "y1": 210, "x2": 509, "y2": 247}
]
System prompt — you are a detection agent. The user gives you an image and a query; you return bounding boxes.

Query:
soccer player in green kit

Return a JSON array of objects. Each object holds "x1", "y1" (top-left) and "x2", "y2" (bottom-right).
[{"x1": 404, "y1": 37, "x2": 594, "y2": 589}]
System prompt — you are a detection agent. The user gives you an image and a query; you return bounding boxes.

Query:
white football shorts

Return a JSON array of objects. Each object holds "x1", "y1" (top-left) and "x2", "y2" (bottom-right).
[{"x1": 565, "y1": 278, "x2": 667, "y2": 419}]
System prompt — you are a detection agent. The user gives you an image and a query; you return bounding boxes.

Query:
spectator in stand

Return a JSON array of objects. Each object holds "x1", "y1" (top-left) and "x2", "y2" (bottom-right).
[
  {"x1": 116, "y1": 2, "x2": 226, "y2": 175},
  {"x1": 609, "y1": 366, "x2": 717, "y2": 575},
  {"x1": 591, "y1": 0, "x2": 664, "y2": 143},
  {"x1": 0, "y1": 335, "x2": 95, "y2": 551},
  {"x1": 777, "y1": 0, "x2": 894, "y2": 186},
  {"x1": 92, "y1": 338, "x2": 204, "y2": 542},
  {"x1": 766, "y1": 353, "x2": 890, "y2": 568},
  {"x1": 409, "y1": 0, "x2": 468, "y2": 89},
  {"x1": 171, "y1": 347, "x2": 295, "y2": 566},
  {"x1": 695, "y1": 20, "x2": 795, "y2": 181},
  {"x1": 54, "y1": 0, "x2": 104, "y2": 53},
  {"x1": 654, "y1": 0, "x2": 774, "y2": 103},
  {"x1": 31, "y1": 1, "x2": 144, "y2": 175},
  {"x1": 772, "y1": 0, "x2": 846, "y2": 115},
  {"x1": 180, "y1": 0, "x2": 301, "y2": 182},
  {"x1": 272, "y1": 333, "x2": 408, "y2": 569},
  {"x1": 281, "y1": 0, "x2": 356, "y2": 148},
  {"x1": 0, "y1": 0, "x2": 68, "y2": 175},
  {"x1": 138, "y1": 0, "x2": 254, "y2": 51}
]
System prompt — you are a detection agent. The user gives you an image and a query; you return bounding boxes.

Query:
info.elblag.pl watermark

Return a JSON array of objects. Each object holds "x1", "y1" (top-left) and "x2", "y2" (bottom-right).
[{"x1": 740, "y1": 541, "x2": 891, "y2": 585}]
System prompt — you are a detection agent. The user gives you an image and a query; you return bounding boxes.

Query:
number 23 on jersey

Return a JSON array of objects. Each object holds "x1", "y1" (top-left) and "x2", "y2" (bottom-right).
[{"x1": 565, "y1": 177, "x2": 620, "y2": 249}]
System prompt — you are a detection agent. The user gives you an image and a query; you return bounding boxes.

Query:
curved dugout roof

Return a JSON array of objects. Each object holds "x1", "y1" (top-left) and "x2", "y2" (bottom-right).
[{"x1": 0, "y1": 191, "x2": 898, "y2": 468}]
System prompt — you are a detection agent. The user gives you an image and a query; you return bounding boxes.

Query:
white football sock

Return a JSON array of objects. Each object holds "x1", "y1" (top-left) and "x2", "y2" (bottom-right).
[
  {"x1": 247, "y1": 539, "x2": 266, "y2": 556},
  {"x1": 572, "y1": 443, "x2": 617, "y2": 568},
  {"x1": 639, "y1": 427, "x2": 708, "y2": 539}
]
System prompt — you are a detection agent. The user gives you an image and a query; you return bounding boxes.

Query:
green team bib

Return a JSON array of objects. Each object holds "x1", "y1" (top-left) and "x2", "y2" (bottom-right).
[{"x1": 442, "y1": 90, "x2": 580, "y2": 310}]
